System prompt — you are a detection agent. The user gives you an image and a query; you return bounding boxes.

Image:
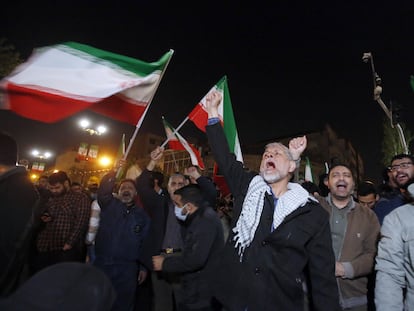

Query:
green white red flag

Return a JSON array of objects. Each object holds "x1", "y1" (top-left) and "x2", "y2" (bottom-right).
[
  {"x1": 304, "y1": 156, "x2": 314, "y2": 182},
  {"x1": 0, "y1": 42, "x2": 173, "y2": 125},
  {"x1": 163, "y1": 118, "x2": 205, "y2": 170},
  {"x1": 188, "y1": 75, "x2": 243, "y2": 162}
]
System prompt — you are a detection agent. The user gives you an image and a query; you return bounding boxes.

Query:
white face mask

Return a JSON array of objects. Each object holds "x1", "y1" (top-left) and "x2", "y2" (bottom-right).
[{"x1": 174, "y1": 204, "x2": 188, "y2": 221}]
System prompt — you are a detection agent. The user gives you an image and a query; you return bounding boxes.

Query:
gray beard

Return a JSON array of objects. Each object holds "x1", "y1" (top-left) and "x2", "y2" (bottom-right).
[{"x1": 260, "y1": 171, "x2": 281, "y2": 184}]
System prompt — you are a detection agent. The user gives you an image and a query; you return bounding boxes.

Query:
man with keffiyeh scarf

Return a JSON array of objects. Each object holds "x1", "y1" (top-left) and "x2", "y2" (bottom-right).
[{"x1": 204, "y1": 91, "x2": 340, "y2": 311}]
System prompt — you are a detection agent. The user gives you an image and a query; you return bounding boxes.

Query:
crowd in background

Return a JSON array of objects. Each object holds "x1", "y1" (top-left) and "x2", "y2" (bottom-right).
[{"x1": 1, "y1": 113, "x2": 414, "y2": 311}]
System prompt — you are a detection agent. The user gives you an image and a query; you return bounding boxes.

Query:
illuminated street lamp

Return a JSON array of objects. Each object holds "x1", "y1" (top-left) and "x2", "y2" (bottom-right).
[
  {"x1": 79, "y1": 118, "x2": 107, "y2": 136},
  {"x1": 31, "y1": 149, "x2": 52, "y2": 159},
  {"x1": 30, "y1": 149, "x2": 53, "y2": 179}
]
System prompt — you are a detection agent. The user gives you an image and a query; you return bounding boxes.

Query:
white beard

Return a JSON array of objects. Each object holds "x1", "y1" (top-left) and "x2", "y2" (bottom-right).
[{"x1": 260, "y1": 171, "x2": 282, "y2": 184}]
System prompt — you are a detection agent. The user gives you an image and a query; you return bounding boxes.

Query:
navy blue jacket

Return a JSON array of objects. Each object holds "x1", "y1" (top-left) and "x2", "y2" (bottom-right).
[{"x1": 95, "y1": 172, "x2": 150, "y2": 265}]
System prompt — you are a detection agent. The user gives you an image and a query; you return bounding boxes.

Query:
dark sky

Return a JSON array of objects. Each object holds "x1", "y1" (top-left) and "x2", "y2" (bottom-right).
[{"x1": 2, "y1": 1, "x2": 414, "y2": 182}]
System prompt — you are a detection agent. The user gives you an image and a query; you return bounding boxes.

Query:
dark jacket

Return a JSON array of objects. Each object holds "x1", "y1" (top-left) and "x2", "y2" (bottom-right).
[
  {"x1": 0, "y1": 166, "x2": 39, "y2": 297},
  {"x1": 95, "y1": 172, "x2": 150, "y2": 265},
  {"x1": 206, "y1": 122, "x2": 340, "y2": 311},
  {"x1": 136, "y1": 168, "x2": 218, "y2": 260},
  {"x1": 162, "y1": 204, "x2": 224, "y2": 309}
]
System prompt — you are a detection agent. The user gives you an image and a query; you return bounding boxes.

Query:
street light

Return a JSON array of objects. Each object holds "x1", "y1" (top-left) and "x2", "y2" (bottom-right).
[
  {"x1": 30, "y1": 149, "x2": 53, "y2": 179},
  {"x1": 31, "y1": 149, "x2": 52, "y2": 159},
  {"x1": 79, "y1": 118, "x2": 107, "y2": 136},
  {"x1": 362, "y1": 52, "x2": 409, "y2": 154}
]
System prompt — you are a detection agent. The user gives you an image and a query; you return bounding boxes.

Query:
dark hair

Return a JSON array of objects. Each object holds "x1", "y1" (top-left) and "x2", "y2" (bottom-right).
[
  {"x1": 174, "y1": 184, "x2": 203, "y2": 207},
  {"x1": 390, "y1": 153, "x2": 414, "y2": 164},
  {"x1": 119, "y1": 178, "x2": 137, "y2": 190},
  {"x1": 328, "y1": 163, "x2": 354, "y2": 179},
  {"x1": 357, "y1": 181, "x2": 377, "y2": 196},
  {"x1": 49, "y1": 171, "x2": 70, "y2": 185},
  {"x1": 152, "y1": 171, "x2": 164, "y2": 186}
]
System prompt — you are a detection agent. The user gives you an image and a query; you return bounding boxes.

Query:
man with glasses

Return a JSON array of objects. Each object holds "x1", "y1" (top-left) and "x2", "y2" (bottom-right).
[{"x1": 374, "y1": 154, "x2": 414, "y2": 225}]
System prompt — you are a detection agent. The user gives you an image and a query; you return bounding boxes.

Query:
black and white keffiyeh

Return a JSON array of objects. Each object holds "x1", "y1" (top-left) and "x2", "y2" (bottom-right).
[{"x1": 232, "y1": 176, "x2": 313, "y2": 261}]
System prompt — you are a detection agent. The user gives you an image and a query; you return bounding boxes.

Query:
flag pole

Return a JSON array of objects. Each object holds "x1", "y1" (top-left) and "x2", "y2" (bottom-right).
[
  {"x1": 160, "y1": 116, "x2": 189, "y2": 148},
  {"x1": 122, "y1": 49, "x2": 174, "y2": 161}
]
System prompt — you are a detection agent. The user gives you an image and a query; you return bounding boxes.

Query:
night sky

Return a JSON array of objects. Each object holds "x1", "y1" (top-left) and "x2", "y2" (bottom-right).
[{"x1": 2, "y1": 1, "x2": 414, "y2": 182}]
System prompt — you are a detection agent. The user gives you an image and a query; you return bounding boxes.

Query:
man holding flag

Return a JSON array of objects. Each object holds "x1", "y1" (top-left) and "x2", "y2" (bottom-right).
[{"x1": 204, "y1": 90, "x2": 340, "y2": 311}]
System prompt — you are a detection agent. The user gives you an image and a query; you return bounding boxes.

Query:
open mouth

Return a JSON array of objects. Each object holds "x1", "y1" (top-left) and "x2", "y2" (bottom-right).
[{"x1": 266, "y1": 161, "x2": 276, "y2": 169}]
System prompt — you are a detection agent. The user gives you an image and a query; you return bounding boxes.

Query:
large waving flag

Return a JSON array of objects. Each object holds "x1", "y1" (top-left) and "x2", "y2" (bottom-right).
[
  {"x1": 0, "y1": 42, "x2": 173, "y2": 125},
  {"x1": 163, "y1": 117, "x2": 205, "y2": 170},
  {"x1": 188, "y1": 76, "x2": 243, "y2": 162}
]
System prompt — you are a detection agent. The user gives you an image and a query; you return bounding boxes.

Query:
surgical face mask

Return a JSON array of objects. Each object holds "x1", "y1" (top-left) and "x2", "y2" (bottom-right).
[{"x1": 174, "y1": 204, "x2": 188, "y2": 221}]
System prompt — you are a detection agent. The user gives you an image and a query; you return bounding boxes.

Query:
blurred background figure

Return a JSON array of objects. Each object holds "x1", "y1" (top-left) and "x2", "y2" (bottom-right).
[
  {"x1": 357, "y1": 181, "x2": 379, "y2": 209},
  {"x1": 0, "y1": 262, "x2": 116, "y2": 311},
  {"x1": 0, "y1": 131, "x2": 39, "y2": 297}
]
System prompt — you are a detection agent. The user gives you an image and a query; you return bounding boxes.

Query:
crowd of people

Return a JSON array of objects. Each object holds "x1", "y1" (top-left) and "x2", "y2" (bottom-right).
[{"x1": 1, "y1": 91, "x2": 414, "y2": 310}]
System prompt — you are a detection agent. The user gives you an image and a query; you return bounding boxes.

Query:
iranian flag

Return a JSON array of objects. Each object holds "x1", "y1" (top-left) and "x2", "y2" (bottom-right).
[
  {"x1": 0, "y1": 42, "x2": 173, "y2": 125},
  {"x1": 188, "y1": 76, "x2": 243, "y2": 162},
  {"x1": 163, "y1": 117, "x2": 205, "y2": 170},
  {"x1": 304, "y1": 157, "x2": 314, "y2": 182}
]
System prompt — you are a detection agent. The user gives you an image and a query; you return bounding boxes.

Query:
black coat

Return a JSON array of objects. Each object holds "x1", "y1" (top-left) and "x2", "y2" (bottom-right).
[
  {"x1": 0, "y1": 166, "x2": 39, "y2": 296},
  {"x1": 162, "y1": 204, "x2": 224, "y2": 309},
  {"x1": 206, "y1": 122, "x2": 340, "y2": 311}
]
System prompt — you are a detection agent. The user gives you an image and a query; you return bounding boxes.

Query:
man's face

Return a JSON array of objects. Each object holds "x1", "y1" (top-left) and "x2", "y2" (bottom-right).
[
  {"x1": 389, "y1": 157, "x2": 414, "y2": 188},
  {"x1": 38, "y1": 178, "x2": 49, "y2": 189},
  {"x1": 168, "y1": 175, "x2": 186, "y2": 197},
  {"x1": 327, "y1": 166, "x2": 354, "y2": 200},
  {"x1": 259, "y1": 144, "x2": 294, "y2": 184},
  {"x1": 48, "y1": 182, "x2": 66, "y2": 197},
  {"x1": 118, "y1": 181, "x2": 137, "y2": 205},
  {"x1": 358, "y1": 193, "x2": 378, "y2": 209}
]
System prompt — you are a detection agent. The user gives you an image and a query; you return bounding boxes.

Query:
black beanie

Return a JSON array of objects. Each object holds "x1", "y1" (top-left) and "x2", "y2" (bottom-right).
[{"x1": 0, "y1": 131, "x2": 17, "y2": 166}]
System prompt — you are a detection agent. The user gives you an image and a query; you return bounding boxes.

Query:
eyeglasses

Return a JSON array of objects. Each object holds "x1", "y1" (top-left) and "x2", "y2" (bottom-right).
[{"x1": 388, "y1": 162, "x2": 414, "y2": 172}]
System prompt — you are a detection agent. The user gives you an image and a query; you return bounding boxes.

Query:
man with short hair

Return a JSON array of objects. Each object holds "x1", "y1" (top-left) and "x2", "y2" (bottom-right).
[
  {"x1": 152, "y1": 184, "x2": 224, "y2": 311},
  {"x1": 357, "y1": 181, "x2": 379, "y2": 209},
  {"x1": 33, "y1": 171, "x2": 90, "y2": 273},
  {"x1": 319, "y1": 163, "x2": 380, "y2": 310},
  {"x1": 0, "y1": 131, "x2": 39, "y2": 297},
  {"x1": 94, "y1": 169, "x2": 151, "y2": 311},
  {"x1": 136, "y1": 147, "x2": 217, "y2": 311},
  {"x1": 374, "y1": 154, "x2": 414, "y2": 224}
]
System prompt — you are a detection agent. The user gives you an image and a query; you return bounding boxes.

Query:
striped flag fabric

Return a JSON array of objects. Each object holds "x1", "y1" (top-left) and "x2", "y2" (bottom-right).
[
  {"x1": 188, "y1": 75, "x2": 243, "y2": 162},
  {"x1": 163, "y1": 117, "x2": 205, "y2": 170},
  {"x1": 0, "y1": 42, "x2": 173, "y2": 125},
  {"x1": 304, "y1": 157, "x2": 314, "y2": 182}
]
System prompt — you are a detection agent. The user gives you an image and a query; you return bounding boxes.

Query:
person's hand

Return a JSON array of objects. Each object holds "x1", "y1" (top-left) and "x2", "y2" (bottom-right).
[
  {"x1": 152, "y1": 255, "x2": 165, "y2": 271},
  {"x1": 289, "y1": 135, "x2": 307, "y2": 161},
  {"x1": 138, "y1": 270, "x2": 147, "y2": 285},
  {"x1": 63, "y1": 243, "x2": 72, "y2": 251},
  {"x1": 148, "y1": 146, "x2": 164, "y2": 171},
  {"x1": 205, "y1": 90, "x2": 222, "y2": 118},
  {"x1": 335, "y1": 261, "x2": 345, "y2": 277},
  {"x1": 40, "y1": 212, "x2": 52, "y2": 223},
  {"x1": 184, "y1": 166, "x2": 201, "y2": 183}
]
